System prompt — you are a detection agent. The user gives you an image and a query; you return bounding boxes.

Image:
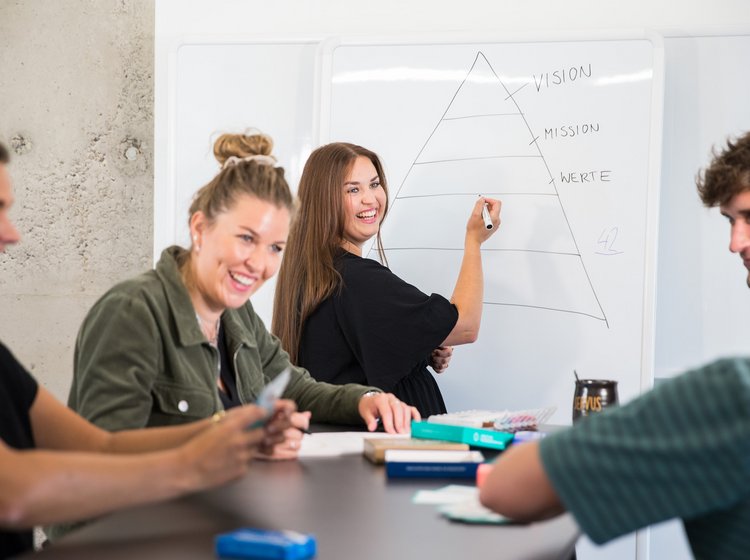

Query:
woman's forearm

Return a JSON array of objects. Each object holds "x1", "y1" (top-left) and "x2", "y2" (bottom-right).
[{"x1": 444, "y1": 239, "x2": 483, "y2": 345}]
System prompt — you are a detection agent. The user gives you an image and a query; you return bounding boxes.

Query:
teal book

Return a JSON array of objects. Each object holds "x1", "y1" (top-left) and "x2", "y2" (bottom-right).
[{"x1": 411, "y1": 420, "x2": 514, "y2": 450}]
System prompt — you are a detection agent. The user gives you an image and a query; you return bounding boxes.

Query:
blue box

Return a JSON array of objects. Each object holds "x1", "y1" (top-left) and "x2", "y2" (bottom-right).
[{"x1": 215, "y1": 528, "x2": 316, "y2": 559}]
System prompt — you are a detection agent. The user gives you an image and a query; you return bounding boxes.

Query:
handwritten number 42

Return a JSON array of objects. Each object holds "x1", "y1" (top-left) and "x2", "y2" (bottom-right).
[{"x1": 596, "y1": 227, "x2": 623, "y2": 255}]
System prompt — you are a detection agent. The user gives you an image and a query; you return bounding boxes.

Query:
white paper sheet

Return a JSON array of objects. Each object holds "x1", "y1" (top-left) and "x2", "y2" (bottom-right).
[{"x1": 298, "y1": 431, "x2": 395, "y2": 458}]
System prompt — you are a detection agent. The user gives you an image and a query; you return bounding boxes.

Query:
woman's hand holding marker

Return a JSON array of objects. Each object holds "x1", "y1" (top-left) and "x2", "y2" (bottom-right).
[{"x1": 471, "y1": 196, "x2": 502, "y2": 243}]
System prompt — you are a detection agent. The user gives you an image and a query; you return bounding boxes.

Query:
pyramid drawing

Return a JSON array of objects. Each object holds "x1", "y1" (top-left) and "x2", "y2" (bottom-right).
[{"x1": 370, "y1": 51, "x2": 607, "y2": 325}]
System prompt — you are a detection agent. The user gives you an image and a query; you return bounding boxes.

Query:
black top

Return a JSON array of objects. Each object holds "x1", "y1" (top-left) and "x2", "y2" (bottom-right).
[
  {"x1": 217, "y1": 324, "x2": 242, "y2": 410},
  {"x1": 298, "y1": 251, "x2": 458, "y2": 417},
  {"x1": 0, "y1": 342, "x2": 39, "y2": 559}
]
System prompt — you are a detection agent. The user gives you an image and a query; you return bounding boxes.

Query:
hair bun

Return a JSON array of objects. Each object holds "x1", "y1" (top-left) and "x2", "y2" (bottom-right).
[{"x1": 213, "y1": 129, "x2": 275, "y2": 166}]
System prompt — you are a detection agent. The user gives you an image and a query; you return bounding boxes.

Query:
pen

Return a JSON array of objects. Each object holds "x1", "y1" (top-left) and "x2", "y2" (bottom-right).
[{"x1": 480, "y1": 199, "x2": 493, "y2": 230}]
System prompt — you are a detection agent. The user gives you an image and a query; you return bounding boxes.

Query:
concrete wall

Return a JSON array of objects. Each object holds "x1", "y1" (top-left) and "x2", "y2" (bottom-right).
[{"x1": 0, "y1": 0, "x2": 154, "y2": 401}]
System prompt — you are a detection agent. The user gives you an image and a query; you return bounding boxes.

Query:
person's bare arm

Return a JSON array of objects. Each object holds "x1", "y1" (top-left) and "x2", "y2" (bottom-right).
[
  {"x1": 33, "y1": 387, "x2": 295, "y2": 455},
  {"x1": 31, "y1": 387, "x2": 212, "y2": 454},
  {"x1": 0, "y1": 388, "x2": 292, "y2": 529},
  {"x1": 442, "y1": 197, "x2": 501, "y2": 346},
  {"x1": 478, "y1": 441, "x2": 566, "y2": 521}
]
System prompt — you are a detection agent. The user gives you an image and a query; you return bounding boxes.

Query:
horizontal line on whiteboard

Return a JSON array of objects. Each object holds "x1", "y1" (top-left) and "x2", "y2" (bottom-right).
[
  {"x1": 414, "y1": 155, "x2": 543, "y2": 165},
  {"x1": 383, "y1": 247, "x2": 581, "y2": 257},
  {"x1": 395, "y1": 192, "x2": 557, "y2": 199},
  {"x1": 481, "y1": 302, "x2": 606, "y2": 321},
  {"x1": 442, "y1": 113, "x2": 522, "y2": 121}
]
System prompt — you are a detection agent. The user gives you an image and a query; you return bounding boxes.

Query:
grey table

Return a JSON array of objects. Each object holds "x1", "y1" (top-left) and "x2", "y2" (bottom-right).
[{"x1": 32, "y1": 451, "x2": 579, "y2": 559}]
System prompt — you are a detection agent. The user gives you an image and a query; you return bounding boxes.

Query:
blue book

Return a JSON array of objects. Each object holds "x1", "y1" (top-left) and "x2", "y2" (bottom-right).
[
  {"x1": 384, "y1": 450, "x2": 485, "y2": 479},
  {"x1": 411, "y1": 420, "x2": 514, "y2": 450}
]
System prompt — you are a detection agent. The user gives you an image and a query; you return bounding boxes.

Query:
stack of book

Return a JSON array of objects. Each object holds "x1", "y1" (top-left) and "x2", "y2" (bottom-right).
[
  {"x1": 364, "y1": 437, "x2": 482, "y2": 478},
  {"x1": 364, "y1": 408, "x2": 553, "y2": 479}
]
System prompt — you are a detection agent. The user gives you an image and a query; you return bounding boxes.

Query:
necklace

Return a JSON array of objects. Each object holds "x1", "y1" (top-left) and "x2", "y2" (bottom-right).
[{"x1": 196, "y1": 313, "x2": 220, "y2": 347}]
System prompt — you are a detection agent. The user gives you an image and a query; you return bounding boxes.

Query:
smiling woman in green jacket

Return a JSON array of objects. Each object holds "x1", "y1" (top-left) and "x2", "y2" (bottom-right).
[
  {"x1": 0, "y1": 141, "x2": 293, "y2": 559},
  {"x1": 66, "y1": 130, "x2": 419, "y2": 452}
]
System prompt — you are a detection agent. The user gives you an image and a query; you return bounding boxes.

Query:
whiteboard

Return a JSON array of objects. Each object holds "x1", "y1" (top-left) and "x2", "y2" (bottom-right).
[
  {"x1": 155, "y1": 40, "x2": 319, "y2": 324},
  {"x1": 319, "y1": 34, "x2": 664, "y2": 424}
]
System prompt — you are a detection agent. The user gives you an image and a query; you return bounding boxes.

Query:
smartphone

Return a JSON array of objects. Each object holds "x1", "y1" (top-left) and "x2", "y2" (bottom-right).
[{"x1": 253, "y1": 367, "x2": 291, "y2": 421}]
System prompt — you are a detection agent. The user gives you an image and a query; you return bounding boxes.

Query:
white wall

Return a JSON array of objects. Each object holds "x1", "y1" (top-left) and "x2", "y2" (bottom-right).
[
  {"x1": 1, "y1": 0, "x2": 154, "y2": 403},
  {"x1": 156, "y1": 0, "x2": 749, "y2": 36},
  {"x1": 655, "y1": 33, "x2": 750, "y2": 378}
]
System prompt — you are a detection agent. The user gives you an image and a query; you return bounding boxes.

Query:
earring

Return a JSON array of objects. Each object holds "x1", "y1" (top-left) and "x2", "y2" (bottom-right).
[{"x1": 193, "y1": 236, "x2": 200, "y2": 253}]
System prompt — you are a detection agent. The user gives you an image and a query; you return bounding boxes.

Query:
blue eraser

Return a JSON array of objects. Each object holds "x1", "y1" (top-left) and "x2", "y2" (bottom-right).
[{"x1": 215, "y1": 528, "x2": 317, "y2": 559}]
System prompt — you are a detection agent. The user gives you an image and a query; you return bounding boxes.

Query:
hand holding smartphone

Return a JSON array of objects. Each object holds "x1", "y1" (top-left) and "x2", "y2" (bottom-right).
[{"x1": 249, "y1": 368, "x2": 292, "y2": 429}]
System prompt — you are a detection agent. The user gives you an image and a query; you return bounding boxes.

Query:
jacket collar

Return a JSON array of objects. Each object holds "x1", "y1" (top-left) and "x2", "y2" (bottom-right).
[
  {"x1": 222, "y1": 305, "x2": 259, "y2": 351},
  {"x1": 154, "y1": 246, "x2": 258, "y2": 350},
  {"x1": 155, "y1": 246, "x2": 205, "y2": 348}
]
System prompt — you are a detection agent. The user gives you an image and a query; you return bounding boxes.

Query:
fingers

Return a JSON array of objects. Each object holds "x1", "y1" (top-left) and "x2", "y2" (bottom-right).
[
  {"x1": 265, "y1": 399, "x2": 296, "y2": 438},
  {"x1": 219, "y1": 407, "x2": 270, "y2": 450},
  {"x1": 291, "y1": 411, "x2": 312, "y2": 431},
  {"x1": 401, "y1": 402, "x2": 412, "y2": 432},
  {"x1": 360, "y1": 405, "x2": 378, "y2": 432},
  {"x1": 359, "y1": 393, "x2": 418, "y2": 434},
  {"x1": 378, "y1": 396, "x2": 397, "y2": 434},
  {"x1": 357, "y1": 392, "x2": 380, "y2": 432},
  {"x1": 435, "y1": 362, "x2": 449, "y2": 372},
  {"x1": 432, "y1": 346, "x2": 453, "y2": 358},
  {"x1": 258, "y1": 427, "x2": 304, "y2": 460},
  {"x1": 472, "y1": 196, "x2": 487, "y2": 216},
  {"x1": 380, "y1": 394, "x2": 411, "y2": 434},
  {"x1": 410, "y1": 406, "x2": 422, "y2": 422},
  {"x1": 389, "y1": 398, "x2": 418, "y2": 434},
  {"x1": 225, "y1": 404, "x2": 268, "y2": 428},
  {"x1": 484, "y1": 197, "x2": 502, "y2": 227},
  {"x1": 467, "y1": 197, "x2": 501, "y2": 243},
  {"x1": 273, "y1": 399, "x2": 297, "y2": 417},
  {"x1": 431, "y1": 346, "x2": 453, "y2": 373}
]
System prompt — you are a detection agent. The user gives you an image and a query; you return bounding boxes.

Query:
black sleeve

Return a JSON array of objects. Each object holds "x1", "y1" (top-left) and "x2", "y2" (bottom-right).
[
  {"x1": 334, "y1": 256, "x2": 458, "y2": 389},
  {"x1": 0, "y1": 343, "x2": 38, "y2": 412},
  {"x1": 0, "y1": 342, "x2": 39, "y2": 450}
]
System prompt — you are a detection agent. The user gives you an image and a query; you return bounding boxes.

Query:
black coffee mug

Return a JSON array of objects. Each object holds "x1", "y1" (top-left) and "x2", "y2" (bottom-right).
[{"x1": 572, "y1": 379, "x2": 618, "y2": 423}]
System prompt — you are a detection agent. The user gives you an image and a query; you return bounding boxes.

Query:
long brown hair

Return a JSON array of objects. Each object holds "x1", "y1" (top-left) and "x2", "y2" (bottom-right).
[{"x1": 272, "y1": 142, "x2": 389, "y2": 364}]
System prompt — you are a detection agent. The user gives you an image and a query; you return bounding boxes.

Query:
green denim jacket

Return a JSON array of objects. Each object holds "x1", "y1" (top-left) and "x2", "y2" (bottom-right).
[{"x1": 67, "y1": 246, "x2": 373, "y2": 430}]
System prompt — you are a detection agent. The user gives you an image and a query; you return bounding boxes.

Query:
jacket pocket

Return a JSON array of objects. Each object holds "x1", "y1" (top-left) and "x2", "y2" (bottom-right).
[{"x1": 152, "y1": 383, "x2": 216, "y2": 422}]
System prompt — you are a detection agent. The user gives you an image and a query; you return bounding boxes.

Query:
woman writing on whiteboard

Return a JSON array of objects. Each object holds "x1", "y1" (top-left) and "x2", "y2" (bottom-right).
[{"x1": 273, "y1": 142, "x2": 501, "y2": 416}]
